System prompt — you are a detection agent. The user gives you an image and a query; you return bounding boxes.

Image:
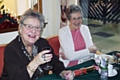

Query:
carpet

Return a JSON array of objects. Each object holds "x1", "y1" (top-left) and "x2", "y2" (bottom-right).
[
  {"x1": 88, "y1": 24, "x2": 102, "y2": 27},
  {"x1": 92, "y1": 32, "x2": 114, "y2": 37}
]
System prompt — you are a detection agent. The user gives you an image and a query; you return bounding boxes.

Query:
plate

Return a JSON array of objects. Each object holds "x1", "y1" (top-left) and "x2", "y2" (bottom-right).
[
  {"x1": 108, "y1": 69, "x2": 117, "y2": 77},
  {"x1": 98, "y1": 69, "x2": 117, "y2": 77}
]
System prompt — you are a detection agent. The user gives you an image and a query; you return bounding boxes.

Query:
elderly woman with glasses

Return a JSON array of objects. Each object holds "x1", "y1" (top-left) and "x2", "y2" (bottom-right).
[
  {"x1": 1, "y1": 9, "x2": 74, "y2": 80},
  {"x1": 59, "y1": 4, "x2": 97, "y2": 68}
]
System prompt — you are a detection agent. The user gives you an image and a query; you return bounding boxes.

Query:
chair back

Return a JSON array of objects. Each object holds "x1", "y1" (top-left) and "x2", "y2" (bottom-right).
[
  {"x1": 47, "y1": 36, "x2": 60, "y2": 57},
  {"x1": 0, "y1": 44, "x2": 6, "y2": 77}
]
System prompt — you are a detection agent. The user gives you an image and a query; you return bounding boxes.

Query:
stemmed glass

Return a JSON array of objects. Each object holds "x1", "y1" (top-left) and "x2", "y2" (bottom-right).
[{"x1": 42, "y1": 47, "x2": 53, "y2": 70}]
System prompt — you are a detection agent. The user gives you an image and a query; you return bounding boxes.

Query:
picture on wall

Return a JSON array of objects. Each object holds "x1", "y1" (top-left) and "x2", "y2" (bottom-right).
[{"x1": 0, "y1": 5, "x2": 18, "y2": 33}]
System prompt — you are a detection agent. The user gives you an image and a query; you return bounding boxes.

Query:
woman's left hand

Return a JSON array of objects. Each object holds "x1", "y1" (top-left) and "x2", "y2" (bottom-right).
[
  {"x1": 60, "y1": 70, "x2": 74, "y2": 80},
  {"x1": 60, "y1": 52, "x2": 67, "y2": 60},
  {"x1": 89, "y1": 45, "x2": 97, "y2": 53}
]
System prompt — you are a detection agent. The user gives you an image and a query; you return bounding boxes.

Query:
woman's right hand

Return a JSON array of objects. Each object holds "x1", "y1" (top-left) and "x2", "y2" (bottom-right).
[{"x1": 33, "y1": 50, "x2": 53, "y2": 66}]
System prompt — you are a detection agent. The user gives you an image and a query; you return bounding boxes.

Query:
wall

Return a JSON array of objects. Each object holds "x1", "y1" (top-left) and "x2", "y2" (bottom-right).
[
  {"x1": 0, "y1": 0, "x2": 77, "y2": 44},
  {"x1": 0, "y1": 0, "x2": 29, "y2": 16},
  {"x1": 0, "y1": 31, "x2": 18, "y2": 44},
  {"x1": 41, "y1": 0, "x2": 61, "y2": 38},
  {"x1": 41, "y1": 0, "x2": 76, "y2": 38},
  {"x1": 1, "y1": 0, "x2": 17, "y2": 15},
  {"x1": 17, "y1": 0, "x2": 29, "y2": 16}
]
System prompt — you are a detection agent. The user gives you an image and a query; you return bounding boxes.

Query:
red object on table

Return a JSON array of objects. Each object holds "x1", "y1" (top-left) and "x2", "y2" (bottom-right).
[
  {"x1": 74, "y1": 65, "x2": 97, "y2": 77},
  {"x1": 74, "y1": 68, "x2": 87, "y2": 76}
]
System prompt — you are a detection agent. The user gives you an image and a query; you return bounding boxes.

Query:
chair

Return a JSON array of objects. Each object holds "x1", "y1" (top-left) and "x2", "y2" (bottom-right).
[
  {"x1": 47, "y1": 36, "x2": 60, "y2": 57},
  {"x1": 0, "y1": 44, "x2": 6, "y2": 77}
]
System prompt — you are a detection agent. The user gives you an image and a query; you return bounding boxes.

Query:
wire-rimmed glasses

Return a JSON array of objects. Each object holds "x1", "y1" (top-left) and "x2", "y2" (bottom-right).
[{"x1": 22, "y1": 23, "x2": 41, "y2": 31}]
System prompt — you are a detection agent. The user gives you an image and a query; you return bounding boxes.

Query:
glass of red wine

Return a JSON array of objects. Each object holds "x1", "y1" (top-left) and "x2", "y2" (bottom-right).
[{"x1": 42, "y1": 47, "x2": 53, "y2": 70}]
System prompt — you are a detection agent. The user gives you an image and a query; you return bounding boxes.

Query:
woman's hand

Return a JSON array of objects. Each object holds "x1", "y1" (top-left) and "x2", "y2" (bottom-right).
[
  {"x1": 60, "y1": 70, "x2": 74, "y2": 80},
  {"x1": 33, "y1": 50, "x2": 53, "y2": 66},
  {"x1": 27, "y1": 50, "x2": 52, "y2": 78},
  {"x1": 60, "y1": 52, "x2": 67, "y2": 60},
  {"x1": 89, "y1": 45, "x2": 97, "y2": 53}
]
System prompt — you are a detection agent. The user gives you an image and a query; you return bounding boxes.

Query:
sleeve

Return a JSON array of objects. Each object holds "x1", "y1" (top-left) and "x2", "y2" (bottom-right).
[
  {"x1": 3, "y1": 46, "x2": 31, "y2": 80},
  {"x1": 83, "y1": 25, "x2": 93, "y2": 48},
  {"x1": 58, "y1": 26, "x2": 93, "y2": 61}
]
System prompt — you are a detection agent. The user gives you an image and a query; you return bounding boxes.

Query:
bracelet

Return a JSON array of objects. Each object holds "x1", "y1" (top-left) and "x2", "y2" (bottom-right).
[{"x1": 27, "y1": 65, "x2": 36, "y2": 73}]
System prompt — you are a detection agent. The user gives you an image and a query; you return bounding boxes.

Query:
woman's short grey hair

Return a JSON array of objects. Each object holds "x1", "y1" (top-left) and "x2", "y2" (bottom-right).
[
  {"x1": 66, "y1": 4, "x2": 83, "y2": 20},
  {"x1": 19, "y1": 9, "x2": 45, "y2": 29}
]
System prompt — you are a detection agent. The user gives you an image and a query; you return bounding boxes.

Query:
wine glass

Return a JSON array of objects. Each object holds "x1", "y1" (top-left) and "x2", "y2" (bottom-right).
[{"x1": 42, "y1": 47, "x2": 53, "y2": 70}]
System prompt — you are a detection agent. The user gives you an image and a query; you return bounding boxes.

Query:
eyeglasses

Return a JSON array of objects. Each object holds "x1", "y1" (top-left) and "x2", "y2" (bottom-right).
[
  {"x1": 22, "y1": 23, "x2": 41, "y2": 31},
  {"x1": 71, "y1": 17, "x2": 82, "y2": 21}
]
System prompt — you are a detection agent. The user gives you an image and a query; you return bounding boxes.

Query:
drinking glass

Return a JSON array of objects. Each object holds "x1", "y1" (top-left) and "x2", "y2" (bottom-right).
[{"x1": 42, "y1": 47, "x2": 53, "y2": 70}]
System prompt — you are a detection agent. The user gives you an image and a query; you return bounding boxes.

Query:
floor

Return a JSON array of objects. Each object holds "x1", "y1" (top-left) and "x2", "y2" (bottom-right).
[{"x1": 82, "y1": 19, "x2": 120, "y2": 54}]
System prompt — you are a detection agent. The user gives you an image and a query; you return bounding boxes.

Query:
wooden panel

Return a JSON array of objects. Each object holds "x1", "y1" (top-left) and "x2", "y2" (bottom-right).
[
  {"x1": 0, "y1": 27, "x2": 18, "y2": 33},
  {"x1": 38, "y1": 0, "x2": 42, "y2": 14}
]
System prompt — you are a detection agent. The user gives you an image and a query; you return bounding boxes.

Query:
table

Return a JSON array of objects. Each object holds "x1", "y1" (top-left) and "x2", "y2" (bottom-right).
[{"x1": 37, "y1": 51, "x2": 120, "y2": 80}]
